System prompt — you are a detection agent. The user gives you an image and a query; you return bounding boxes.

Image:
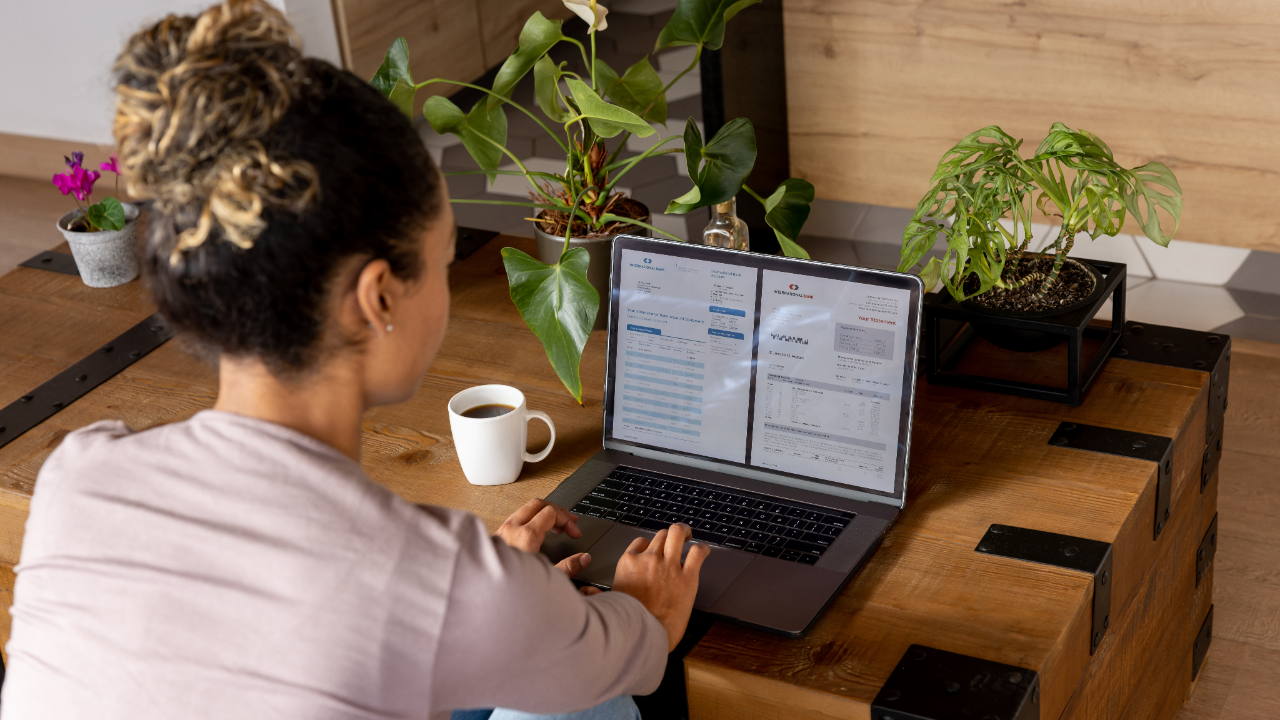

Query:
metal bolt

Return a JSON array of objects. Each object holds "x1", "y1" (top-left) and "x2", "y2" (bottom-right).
[
  {"x1": 1198, "y1": 548, "x2": 1205, "y2": 562},
  {"x1": 1208, "y1": 335, "x2": 1220, "y2": 344},
  {"x1": 1051, "y1": 436, "x2": 1068, "y2": 446},
  {"x1": 0, "y1": 427, "x2": 5, "y2": 434},
  {"x1": 75, "y1": 374, "x2": 87, "y2": 382},
  {"x1": 946, "y1": 681, "x2": 960, "y2": 693},
  {"x1": 990, "y1": 525, "x2": 1005, "y2": 534},
  {"x1": 50, "y1": 402, "x2": 63, "y2": 410},
  {"x1": 151, "y1": 324, "x2": 163, "y2": 332},
  {"x1": 1132, "y1": 325, "x2": 1145, "y2": 334},
  {"x1": 1217, "y1": 438, "x2": 1223, "y2": 451},
  {"x1": 20, "y1": 395, "x2": 32, "y2": 403},
  {"x1": 1211, "y1": 533, "x2": 1216, "y2": 547},
  {"x1": 1162, "y1": 343, "x2": 1175, "y2": 351},
  {"x1": 1193, "y1": 360, "x2": 1207, "y2": 369},
  {"x1": 1165, "y1": 508, "x2": 1171, "y2": 521},
  {"x1": 1064, "y1": 546, "x2": 1079, "y2": 557},
  {"x1": 1062, "y1": 423, "x2": 1077, "y2": 431},
  {"x1": 1132, "y1": 440, "x2": 1147, "y2": 449},
  {"x1": 1093, "y1": 631, "x2": 1102, "y2": 646},
  {"x1": 1101, "y1": 570, "x2": 1109, "y2": 586},
  {"x1": 911, "y1": 648, "x2": 927, "y2": 661},
  {"x1": 978, "y1": 543, "x2": 991, "y2": 552},
  {"x1": 1104, "y1": 616, "x2": 1110, "y2": 630},
  {"x1": 1165, "y1": 460, "x2": 1172, "y2": 474},
  {"x1": 1117, "y1": 348, "x2": 1129, "y2": 357},
  {"x1": 103, "y1": 345, "x2": 114, "y2": 353},
  {"x1": 40, "y1": 257, "x2": 51, "y2": 263},
  {"x1": 1033, "y1": 687, "x2": 1041, "y2": 704},
  {"x1": 129, "y1": 350, "x2": 142, "y2": 359},
  {"x1": 882, "y1": 689, "x2": 902, "y2": 702},
  {"x1": 1008, "y1": 672, "x2": 1022, "y2": 684}
]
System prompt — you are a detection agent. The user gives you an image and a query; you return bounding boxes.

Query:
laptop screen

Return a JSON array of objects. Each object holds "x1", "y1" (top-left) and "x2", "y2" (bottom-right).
[{"x1": 602, "y1": 236, "x2": 923, "y2": 505}]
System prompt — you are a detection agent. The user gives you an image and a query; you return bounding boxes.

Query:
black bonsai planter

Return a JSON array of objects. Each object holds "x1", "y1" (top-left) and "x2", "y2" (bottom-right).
[{"x1": 923, "y1": 258, "x2": 1126, "y2": 406}]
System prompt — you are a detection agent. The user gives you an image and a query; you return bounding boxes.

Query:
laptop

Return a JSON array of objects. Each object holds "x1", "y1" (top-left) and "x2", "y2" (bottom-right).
[{"x1": 540, "y1": 235, "x2": 924, "y2": 637}]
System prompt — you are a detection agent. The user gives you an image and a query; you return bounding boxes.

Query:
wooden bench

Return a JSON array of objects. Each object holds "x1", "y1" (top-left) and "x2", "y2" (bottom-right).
[{"x1": 0, "y1": 236, "x2": 1226, "y2": 719}]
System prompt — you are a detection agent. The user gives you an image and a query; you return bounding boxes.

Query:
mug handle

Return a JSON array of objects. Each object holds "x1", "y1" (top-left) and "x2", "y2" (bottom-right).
[{"x1": 523, "y1": 410, "x2": 556, "y2": 463}]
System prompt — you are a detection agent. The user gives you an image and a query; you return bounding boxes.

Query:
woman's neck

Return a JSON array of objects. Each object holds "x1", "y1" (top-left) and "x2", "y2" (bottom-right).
[{"x1": 213, "y1": 355, "x2": 367, "y2": 461}]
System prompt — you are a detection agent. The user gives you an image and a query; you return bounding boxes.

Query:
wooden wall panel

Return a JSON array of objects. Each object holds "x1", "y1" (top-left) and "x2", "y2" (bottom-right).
[
  {"x1": 476, "y1": 1, "x2": 574, "y2": 70},
  {"x1": 783, "y1": 0, "x2": 1280, "y2": 252},
  {"x1": 335, "y1": 0, "x2": 487, "y2": 98}
]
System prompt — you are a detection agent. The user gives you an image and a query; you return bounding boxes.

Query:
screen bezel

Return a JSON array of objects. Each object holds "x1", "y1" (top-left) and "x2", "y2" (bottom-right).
[{"x1": 602, "y1": 235, "x2": 924, "y2": 508}]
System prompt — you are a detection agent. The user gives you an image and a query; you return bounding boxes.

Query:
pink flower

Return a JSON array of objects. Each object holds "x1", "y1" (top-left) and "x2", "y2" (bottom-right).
[
  {"x1": 100, "y1": 154, "x2": 120, "y2": 175},
  {"x1": 51, "y1": 165, "x2": 99, "y2": 202}
]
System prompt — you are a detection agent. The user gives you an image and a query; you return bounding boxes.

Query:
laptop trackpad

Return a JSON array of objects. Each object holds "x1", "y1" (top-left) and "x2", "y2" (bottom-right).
[{"x1": 575, "y1": 525, "x2": 754, "y2": 609}]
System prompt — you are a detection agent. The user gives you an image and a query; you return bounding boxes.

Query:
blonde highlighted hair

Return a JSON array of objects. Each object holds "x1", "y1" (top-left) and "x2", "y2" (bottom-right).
[{"x1": 113, "y1": 0, "x2": 317, "y2": 264}]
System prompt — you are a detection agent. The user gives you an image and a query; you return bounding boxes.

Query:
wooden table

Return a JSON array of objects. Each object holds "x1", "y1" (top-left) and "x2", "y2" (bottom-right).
[{"x1": 0, "y1": 236, "x2": 1222, "y2": 720}]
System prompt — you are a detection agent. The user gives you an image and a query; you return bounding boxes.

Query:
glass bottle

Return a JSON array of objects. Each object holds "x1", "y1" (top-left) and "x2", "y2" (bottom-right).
[{"x1": 701, "y1": 197, "x2": 749, "y2": 251}]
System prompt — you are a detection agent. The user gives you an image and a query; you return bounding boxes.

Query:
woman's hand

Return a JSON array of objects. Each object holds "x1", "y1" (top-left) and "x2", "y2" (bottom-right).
[
  {"x1": 555, "y1": 552, "x2": 603, "y2": 597},
  {"x1": 494, "y1": 498, "x2": 581, "y2": 554},
  {"x1": 611, "y1": 523, "x2": 709, "y2": 652}
]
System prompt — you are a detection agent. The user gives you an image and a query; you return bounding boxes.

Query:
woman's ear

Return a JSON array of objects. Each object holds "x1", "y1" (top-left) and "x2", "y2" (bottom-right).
[{"x1": 353, "y1": 258, "x2": 398, "y2": 333}]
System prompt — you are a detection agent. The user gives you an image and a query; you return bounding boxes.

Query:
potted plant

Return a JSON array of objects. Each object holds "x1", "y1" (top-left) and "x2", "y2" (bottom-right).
[
  {"x1": 370, "y1": 0, "x2": 816, "y2": 403},
  {"x1": 52, "y1": 152, "x2": 140, "y2": 288},
  {"x1": 897, "y1": 123, "x2": 1183, "y2": 401}
]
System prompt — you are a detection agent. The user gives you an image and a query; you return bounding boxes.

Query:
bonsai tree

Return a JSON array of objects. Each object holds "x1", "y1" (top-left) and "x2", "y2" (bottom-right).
[
  {"x1": 898, "y1": 123, "x2": 1183, "y2": 304},
  {"x1": 370, "y1": 0, "x2": 815, "y2": 403}
]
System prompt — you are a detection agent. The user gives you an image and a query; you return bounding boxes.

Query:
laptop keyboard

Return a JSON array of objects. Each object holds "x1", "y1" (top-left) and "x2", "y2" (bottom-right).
[{"x1": 570, "y1": 466, "x2": 854, "y2": 565}]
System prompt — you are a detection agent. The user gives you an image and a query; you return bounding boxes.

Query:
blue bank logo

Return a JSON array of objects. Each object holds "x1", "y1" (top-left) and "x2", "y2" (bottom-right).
[{"x1": 643, "y1": 258, "x2": 652, "y2": 264}]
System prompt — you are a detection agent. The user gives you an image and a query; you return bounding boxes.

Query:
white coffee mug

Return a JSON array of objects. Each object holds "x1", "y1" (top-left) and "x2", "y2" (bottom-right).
[{"x1": 448, "y1": 384, "x2": 556, "y2": 486}]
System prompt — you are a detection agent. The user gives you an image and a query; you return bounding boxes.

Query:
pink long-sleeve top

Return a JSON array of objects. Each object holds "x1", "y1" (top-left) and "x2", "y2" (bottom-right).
[{"x1": 1, "y1": 410, "x2": 667, "y2": 719}]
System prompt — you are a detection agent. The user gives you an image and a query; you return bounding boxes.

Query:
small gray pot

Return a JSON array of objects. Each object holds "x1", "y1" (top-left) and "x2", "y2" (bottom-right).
[
  {"x1": 533, "y1": 211, "x2": 650, "y2": 331},
  {"x1": 56, "y1": 203, "x2": 141, "y2": 288}
]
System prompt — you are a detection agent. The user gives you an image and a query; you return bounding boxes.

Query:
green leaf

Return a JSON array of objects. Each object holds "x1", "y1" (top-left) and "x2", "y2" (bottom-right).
[
  {"x1": 666, "y1": 117, "x2": 755, "y2": 214},
  {"x1": 761, "y1": 178, "x2": 813, "y2": 259},
  {"x1": 370, "y1": 38, "x2": 412, "y2": 97},
  {"x1": 489, "y1": 12, "x2": 567, "y2": 111},
  {"x1": 533, "y1": 56, "x2": 571, "y2": 123},
  {"x1": 502, "y1": 247, "x2": 599, "y2": 402},
  {"x1": 597, "y1": 57, "x2": 667, "y2": 124},
  {"x1": 681, "y1": 117, "x2": 703, "y2": 181},
  {"x1": 423, "y1": 96, "x2": 509, "y2": 182},
  {"x1": 656, "y1": 0, "x2": 762, "y2": 51},
  {"x1": 1121, "y1": 161, "x2": 1182, "y2": 247},
  {"x1": 86, "y1": 197, "x2": 126, "y2": 232},
  {"x1": 918, "y1": 256, "x2": 942, "y2": 293},
  {"x1": 564, "y1": 78, "x2": 655, "y2": 139},
  {"x1": 387, "y1": 77, "x2": 416, "y2": 118}
]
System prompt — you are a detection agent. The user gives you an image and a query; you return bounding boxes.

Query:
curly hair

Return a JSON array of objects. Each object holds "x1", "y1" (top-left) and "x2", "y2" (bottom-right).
[{"x1": 113, "y1": 0, "x2": 442, "y2": 372}]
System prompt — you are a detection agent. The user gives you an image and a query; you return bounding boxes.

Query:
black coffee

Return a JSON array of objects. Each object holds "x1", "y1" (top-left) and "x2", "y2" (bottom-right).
[{"x1": 461, "y1": 403, "x2": 516, "y2": 419}]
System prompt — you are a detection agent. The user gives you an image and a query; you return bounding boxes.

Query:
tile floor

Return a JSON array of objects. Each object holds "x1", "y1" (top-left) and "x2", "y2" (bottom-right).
[{"x1": 419, "y1": 2, "x2": 1280, "y2": 346}]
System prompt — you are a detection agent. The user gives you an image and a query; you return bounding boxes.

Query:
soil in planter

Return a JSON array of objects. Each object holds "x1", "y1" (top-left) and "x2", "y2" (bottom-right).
[
  {"x1": 535, "y1": 194, "x2": 648, "y2": 239},
  {"x1": 964, "y1": 255, "x2": 1097, "y2": 314}
]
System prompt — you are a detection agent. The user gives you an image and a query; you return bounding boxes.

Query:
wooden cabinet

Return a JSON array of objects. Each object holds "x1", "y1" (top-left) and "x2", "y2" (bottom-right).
[{"x1": 332, "y1": 0, "x2": 571, "y2": 98}]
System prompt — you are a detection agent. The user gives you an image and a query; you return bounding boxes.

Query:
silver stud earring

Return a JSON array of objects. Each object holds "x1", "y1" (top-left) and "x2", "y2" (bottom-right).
[{"x1": 385, "y1": 325, "x2": 393, "y2": 333}]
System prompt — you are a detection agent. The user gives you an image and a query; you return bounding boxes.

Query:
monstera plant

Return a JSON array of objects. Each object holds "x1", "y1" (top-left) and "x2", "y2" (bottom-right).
[
  {"x1": 370, "y1": 0, "x2": 815, "y2": 403},
  {"x1": 898, "y1": 123, "x2": 1183, "y2": 305}
]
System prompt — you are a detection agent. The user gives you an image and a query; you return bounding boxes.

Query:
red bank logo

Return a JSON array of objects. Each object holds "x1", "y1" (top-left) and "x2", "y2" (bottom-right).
[{"x1": 774, "y1": 283, "x2": 814, "y2": 299}]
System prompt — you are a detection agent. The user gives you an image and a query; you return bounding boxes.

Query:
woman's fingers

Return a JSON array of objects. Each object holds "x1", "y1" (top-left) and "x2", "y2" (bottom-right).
[
  {"x1": 665, "y1": 522, "x2": 691, "y2": 559},
  {"x1": 647, "y1": 528, "x2": 669, "y2": 557},
  {"x1": 683, "y1": 540, "x2": 711, "y2": 576},
  {"x1": 505, "y1": 498, "x2": 546, "y2": 526},
  {"x1": 626, "y1": 535, "x2": 651, "y2": 554},
  {"x1": 580, "y1": 585, "x2": 603, "y2": 596},
  {"x1": 555, "y1": 552, "x2": 591, "y2": 578}
]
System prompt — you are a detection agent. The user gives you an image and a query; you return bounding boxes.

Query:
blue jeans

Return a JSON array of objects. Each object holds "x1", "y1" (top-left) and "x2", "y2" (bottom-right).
[{"x1": 451, "y1": 695, "x2": 641, "y2": 720}]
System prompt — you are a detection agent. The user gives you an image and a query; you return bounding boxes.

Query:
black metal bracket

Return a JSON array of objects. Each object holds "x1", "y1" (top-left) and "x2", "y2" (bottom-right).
[
  {"x1": 0, "y1": 314, "x2": 174, "y2": 451},
  {"x1": 1196, "y1": 513, "x2": 1218, "y2": 588},
  {"x1": 1202, "y1": 421, "x2": 1224, "y2": 493},
  {"x1": 976, "y1": 524, "x2": 1113, "y2": 654},
  {"x1": 1192, "y1": 605, "x2": 1214, "y2": 682},
  {"x1": 872, "y1": 644, "x2": 1040, "y2": 720},
  {"x1": 1113, "y1": 322, "x2": 1231, "y2": 444},
  {"x1": 19, "y1": 250, "x2": 79, "y2": 275},
  {"x1": 1049, "y1": 422, "x2": 1174, "y2": 540},
  {"x1": 452, "y1": 226, "x2": 499, "y2": 264}
]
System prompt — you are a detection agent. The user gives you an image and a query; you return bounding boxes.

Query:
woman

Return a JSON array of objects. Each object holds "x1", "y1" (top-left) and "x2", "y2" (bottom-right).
[{"x1": 0, "y1": 2, "x2": 707, "y2": 718}]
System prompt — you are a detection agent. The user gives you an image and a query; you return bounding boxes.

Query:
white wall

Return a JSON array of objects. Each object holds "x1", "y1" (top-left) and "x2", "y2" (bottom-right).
[{"x1": 0, "y1": 0, "x2": 342, "y2": 145}]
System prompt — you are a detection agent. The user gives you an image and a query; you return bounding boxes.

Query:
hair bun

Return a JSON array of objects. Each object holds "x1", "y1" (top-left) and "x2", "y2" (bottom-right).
[{"x1": 113, "y1": 0, "x2": 317, "y2": 264}]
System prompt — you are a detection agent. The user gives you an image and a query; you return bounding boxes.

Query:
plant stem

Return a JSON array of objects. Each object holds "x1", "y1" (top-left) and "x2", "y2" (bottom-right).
[
  {"x1": 565, "y1": 38, "x2": 592, "y2": 79},
  {"x1": 415, "y1": 79, "x2": 568, "y2": 155},
  {"x1": 742, "y1": 184, "x2": 768, "y2": 205},
  {"x1": 600, "y1": 147, "x2": 682, "y2": 174},
  {"x1": 475, "y1": 134, "x2": 557, "y2": 202},
  {"x1": 603, "y1": 137, "x2": 683, "y2": 194},
  {"x1": 1037, "y1": 226, "x2": 1076, "y2": 296},
  {"x1": 600, "y1": 213, "x2": 683, "y2": 242},
  {"x1": 659, "y1": 46, "x2": 702, "y2": 99},
  {"x1": 589, "y1": 9, "x2": 598, "y2": 90}
]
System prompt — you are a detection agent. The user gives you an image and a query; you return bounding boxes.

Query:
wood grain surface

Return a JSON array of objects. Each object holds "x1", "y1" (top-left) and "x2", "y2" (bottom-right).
[{"x1": 782, "y1": 0, "x2": 1280, "y2": 252}]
